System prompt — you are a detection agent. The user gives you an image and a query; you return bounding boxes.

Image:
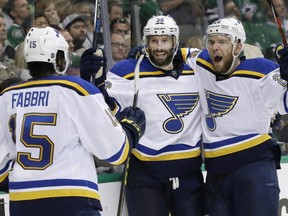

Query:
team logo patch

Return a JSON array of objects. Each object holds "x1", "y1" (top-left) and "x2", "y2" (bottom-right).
[
  {"x1": 158, "y1": 93, "x2": 199, "y2": 134},
  {"x1": 105, "y1": 81, "x2": 112, "y2": 89},
  {"x1": 205, "y1": 90, "x2": 238, "y2": 131},
  {"x1": 189, "y1": 50, "x2": 200, "y2": 58}
]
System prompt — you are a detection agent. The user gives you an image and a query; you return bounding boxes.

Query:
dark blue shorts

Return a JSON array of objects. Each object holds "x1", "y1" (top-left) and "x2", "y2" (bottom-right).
[
  {"x1": 125, "y1": 164, "x2": 205, "y2": 216},
  {"x1": 205, "y1": 157, "x2": 280, "y2": 216}
]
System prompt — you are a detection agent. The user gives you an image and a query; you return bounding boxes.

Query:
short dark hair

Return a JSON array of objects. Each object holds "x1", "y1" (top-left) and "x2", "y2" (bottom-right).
[
  {"x1": 110, "y1": 17, "x2": 129, "y2": 31},
  {"x1": 27, "y1": 62, "x2": 55, "y2": 78}
]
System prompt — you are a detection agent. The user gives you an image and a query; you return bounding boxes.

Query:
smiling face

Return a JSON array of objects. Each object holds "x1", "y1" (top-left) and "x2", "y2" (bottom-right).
[
  {"x1": 206, "y1": 34, "x2": 242, "y2": 74},
  {"x1": 147, "y1": 35, "x2": 174, "y2": 69}
]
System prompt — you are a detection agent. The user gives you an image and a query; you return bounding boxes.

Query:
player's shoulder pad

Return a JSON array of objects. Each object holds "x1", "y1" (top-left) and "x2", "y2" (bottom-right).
[
  {"x1": 51, "y1": 76, "x2": 102, "y2": 95},
  {"x1": 179, "y1": 48, "x2": 201, "y2": 62},
  {"x1": 237, "y1": 58, "x2": 278, "y2": 76},
  {"x1": 1, "y1": 76, "x2": 101, "y2": 96},
  {"x1": 110, "y1": 59, "x2": 138, "y2": 77}
]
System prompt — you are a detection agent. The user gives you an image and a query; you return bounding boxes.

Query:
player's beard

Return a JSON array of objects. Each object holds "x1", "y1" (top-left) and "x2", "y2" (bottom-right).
[
  {"x1": 148, "y1": 48, "x2": 174, "y2": 68},
  {"x1": 216, "y1": 52, "x2": 234, "y2": 75}
]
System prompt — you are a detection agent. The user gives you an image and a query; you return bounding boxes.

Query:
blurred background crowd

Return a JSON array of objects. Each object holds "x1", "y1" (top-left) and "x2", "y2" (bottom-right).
[{"x1": 0, "y1": 0, "x2": 288, "y2": 161}]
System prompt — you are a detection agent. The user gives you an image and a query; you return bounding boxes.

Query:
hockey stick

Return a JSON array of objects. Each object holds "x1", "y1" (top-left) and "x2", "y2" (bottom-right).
[
  {"x1": 91, "y1": 0, "x2": 101, "y2": 84},
  {"x1": 133, "y1": 54, "x2": 144, "y2": 108},
  {"x1": 266, "y1": 0, "x2": 288, "y2": 46},
  {"x1": 117, "y1": 54, "x2": 144, "y2": 216},
  {"x1": 93, "y1": 0, "x2": 101, "y2": 47}
]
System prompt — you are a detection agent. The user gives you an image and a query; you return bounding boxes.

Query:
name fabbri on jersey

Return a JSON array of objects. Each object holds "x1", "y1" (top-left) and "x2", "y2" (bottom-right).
[{"x1": 11, "y1": 91, "x2": 49, "y2": 108}]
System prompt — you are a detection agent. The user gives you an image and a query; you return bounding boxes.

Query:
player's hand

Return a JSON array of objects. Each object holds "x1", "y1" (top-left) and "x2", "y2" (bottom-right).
[
  {"x1": 127, "y1": 45, "x2": 145, "y2": 59},
  {"x1": 275, "y1": 44, "x2": 288, "y2": 81},
  {"x1": 80, "y1": 48, "x2": 107, "y2": 88},
  {"x1": 117, "y1": 106, "x2": 146, "y2": 146}
]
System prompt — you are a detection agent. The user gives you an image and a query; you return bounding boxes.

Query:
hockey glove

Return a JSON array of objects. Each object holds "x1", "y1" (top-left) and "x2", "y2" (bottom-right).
[
  {"x1": 80, "y1": 48, "x2": 107, "y2": 88},
  {"x1": 275, "y1": 44, "x2": 288, "y2": 81},
  {"x1": 117, "y1": 106, "x2": 146, "y2": 148}
]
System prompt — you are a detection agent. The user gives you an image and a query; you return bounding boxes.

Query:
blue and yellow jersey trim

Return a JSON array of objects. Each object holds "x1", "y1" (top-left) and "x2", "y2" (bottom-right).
[
  {"x1": 9, "y1": 179, "x2": 100, "y2": 201},
  {"x1": 0, "y1": 76, "x2": 100, "y2": 96},
  {"x1": 204, "y1": 134, "x2": 271, "y2": 158},
  {"x1": 106, "y1": 136, "x2": 130, "y2": 165},
  {"x1": 110, "y1": 58, "x2": 194, "y2": 80},
  {"x1": 196, "y1": 49, "x2": 278, "y2": 79},
  {"x1": 0, "y1": 160, "x2": 13, "y2": 184},
  {"x1": 132, "y1": 140, "x2": 202, "y2": 161}
]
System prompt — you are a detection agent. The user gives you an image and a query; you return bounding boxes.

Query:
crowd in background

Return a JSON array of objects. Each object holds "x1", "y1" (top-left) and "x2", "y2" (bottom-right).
[{"x1": 0, "y1": 0, "x2": 288, "y2": 160}]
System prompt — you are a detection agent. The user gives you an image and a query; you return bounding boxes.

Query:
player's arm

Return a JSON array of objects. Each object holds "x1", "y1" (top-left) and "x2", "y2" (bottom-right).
[
  {"x1": 80, "y1": 48, "x2": 118, "y2": 112},
  {"x1": 274, "y1": 44, "x2": 288, "y2": 113},
  {"x1": 275, "y1": 44, "x2": 288, "y2": 82},
  {"x1": 0, "y1": 124, "x2": 15, "y2": 192},
  {"x1": 76, "y1": 90, "x2": 145, "y2": 165}
]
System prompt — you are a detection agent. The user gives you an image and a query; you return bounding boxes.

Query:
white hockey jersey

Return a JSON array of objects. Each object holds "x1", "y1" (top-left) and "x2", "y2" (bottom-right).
[
  {"x1": 187, "y1": 49, "x2": 288, "y2": 173},
  {"x1": 0, "y1": 75, "x2": 130, "y2": 212},
  {"x1": 107, "y1": 49, "x2": 203, "y2": 177}
]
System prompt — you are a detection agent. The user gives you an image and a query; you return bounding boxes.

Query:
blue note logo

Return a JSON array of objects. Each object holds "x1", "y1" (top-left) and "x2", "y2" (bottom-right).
[
  {"x1": 158, "y1": 93, "x2": 199, "y2": 134},
  {"x1": 205, "y1": 90, "x2": 238, "y2": 131}
]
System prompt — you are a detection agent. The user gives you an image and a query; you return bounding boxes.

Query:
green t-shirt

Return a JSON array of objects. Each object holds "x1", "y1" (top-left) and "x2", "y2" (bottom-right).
[{"x1": 7, "y1": 24, "x2": 25, "y2": 49}]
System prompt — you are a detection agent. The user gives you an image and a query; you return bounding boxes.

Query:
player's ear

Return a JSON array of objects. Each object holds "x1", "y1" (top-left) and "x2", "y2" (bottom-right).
[{"x1": 234, "y1": 40, "x2": 243, "y2": 56}]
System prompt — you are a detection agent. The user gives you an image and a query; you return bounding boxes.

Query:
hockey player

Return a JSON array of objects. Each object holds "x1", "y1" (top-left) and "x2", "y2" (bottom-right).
[
  {"x1": 0, "y1": 26, "x2": 145, "y2": 216},
  {"x1": 80, "y1": 15, "x2": 205, "y2": 216},
  {"x1": 185, "y1": 17, "x2": 287, "y2": 215}
]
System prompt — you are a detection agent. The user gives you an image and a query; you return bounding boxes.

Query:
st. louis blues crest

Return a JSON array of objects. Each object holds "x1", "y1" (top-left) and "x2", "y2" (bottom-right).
[
  {"x1": 205, "y1": 90, "x2": 238, "y2": 131},
  {"x1": 158, "y1": 93, "x2": 199, "y2": 134}
]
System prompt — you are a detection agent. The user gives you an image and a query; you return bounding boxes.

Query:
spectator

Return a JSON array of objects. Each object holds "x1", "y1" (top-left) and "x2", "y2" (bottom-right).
[
  {"x1": 0, "y1": 0, "x2": 12, "y2": 30},
  {"x1": 72, "y1": 2, "x2": 94, "y2": 51},
  {"x1": 60, "y1": 29, "x2": 81, "y2": 76},
  {"x1": 241, "y1": 1, "x2": 277, "y2": 52},
  {"x1": 0, "y1": 11, "x2": 22, "y2": 84},
  {"x1": 110, "y1": 31, "x2": 127, "y2": 64},
  {"x1": 0, "y1": 13, "x2": 15, "y2": 65},
  {"x1": 110, "y1": 17, "x2": 130, "y2": 36},
  {"x1": 0, "y1": 61, "x2": 21, "y2": 84},
  {"x1": 52, "y1": 0, "x2": 73, "y2": 24},
  {"x1": 158, "y1": 0, "x2": 204, "y2": 47},
  {"x1": 185, "y1": 35, "x2": 204, "y2": 50},
  {"x1": 108, "y1": 0, "x2": 123, "y2": 24},
  {"x1": 110, "y1": 17, "x2": 131, "y2": 51},
  {"x1": 62, "y1": 13, "x2": 88, "y2": 55},
  {"x1": 35, "y1": 0, "x2": 61, "y2": 29},
  {"x1": 33, "y1": 12, "x2": 49, "y2": 28},
  {"x1": 264, "y1": 0, "x2": 288, "y2": 51},
  {"x1": 61, "y1": 29, "x2": 75, "y2": 52},
  {"x1": 0, "y1": 26, "x2": 145, "y2": 216},
  {"x1": 5, "y1": 0, "x2": 31, "y2": 48}
]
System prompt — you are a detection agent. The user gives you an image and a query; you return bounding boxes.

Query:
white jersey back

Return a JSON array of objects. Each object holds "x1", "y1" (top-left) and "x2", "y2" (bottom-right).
[{"x1": 0, "y1": 75, "x2": 130, "y2": 209}]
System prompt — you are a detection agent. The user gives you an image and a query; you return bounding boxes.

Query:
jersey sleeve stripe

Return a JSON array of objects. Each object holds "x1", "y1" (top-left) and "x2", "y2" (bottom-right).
[
  {"x1": 105, "y1": 137, "x2": 130, "y2": 165},
  {"x1": 0, "y1": 160, "x2": 13, "y2": 183}
]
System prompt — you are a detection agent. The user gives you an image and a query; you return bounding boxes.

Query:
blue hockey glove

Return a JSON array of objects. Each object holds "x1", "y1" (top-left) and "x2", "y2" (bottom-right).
[
  {"x1": 117, "y1": 106, "x2": 146, "y2": 147},
  {"x1": 127, "y1": 45, "x2": 145, "y2": 59},
  {"x1": 275, "y1": 44, "x2": 288, "y2": 81},
  {"x1": 80, "y1": 48, "x2": 107, "y2": 88}
]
